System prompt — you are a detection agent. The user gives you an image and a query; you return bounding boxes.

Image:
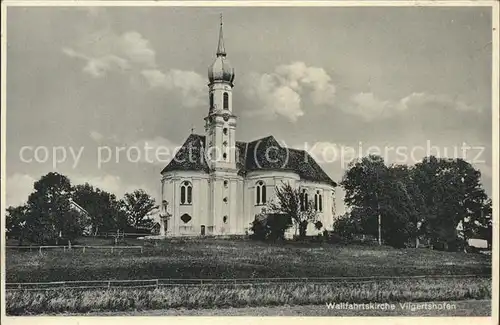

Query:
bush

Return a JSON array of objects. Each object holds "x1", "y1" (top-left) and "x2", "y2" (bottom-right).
[
  {"x1": 324, "y1": 231, "x2": 342, "y2": 244},
  {"x1": 250, "y1": 213, "x2": 292, "y2": 241}
]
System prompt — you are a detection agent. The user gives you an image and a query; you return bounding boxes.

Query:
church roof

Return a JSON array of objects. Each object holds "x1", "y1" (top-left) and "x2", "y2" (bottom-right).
[
  {"x1": 161, "y1": 134, "x2": 337, "y2": 187},
  {"x1": 161, "y1": 134, "x2": 210, "y2": 173}
]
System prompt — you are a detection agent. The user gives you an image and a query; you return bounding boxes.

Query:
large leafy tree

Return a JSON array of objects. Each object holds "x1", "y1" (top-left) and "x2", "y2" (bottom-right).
[
  {"x1": 414, "y1": 156, "x2": 489, "y2": 250},
  {"x1": 72, "y1": 183, "x2": 125, "y2": 235},
  {"x1": 122, "y1": 189, "x2": 157, "y2": 229},
  {"x1": 341, "y1": 155, "x2": 422, "y2": 248},
  {"x1": 25, "y1": 172, "x2": 85, "y2": 244},
  {"x1": 341, "y1": 155, "x2": 490, "y2": 250}
]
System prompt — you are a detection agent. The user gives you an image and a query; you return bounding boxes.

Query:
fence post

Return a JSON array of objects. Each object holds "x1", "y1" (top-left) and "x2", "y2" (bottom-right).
[
  {"x1": 141, "y1": 247, "x2": 143, "y2": 254},
  {"x1": 39, "y1": 246, "x2": 42, "y2": 254},
  {"x1": 156, "y1": 279, "x2": 159, "y2": 289},
  {"x1": 108, "y1": 281, "x2": 111, "y2": 289},
  {"x1": 111, "y1": 247, "x2": 114, "y2": 253},
  {"x1": 83, "y1": 246, "x2": 86, "y2": 253}
]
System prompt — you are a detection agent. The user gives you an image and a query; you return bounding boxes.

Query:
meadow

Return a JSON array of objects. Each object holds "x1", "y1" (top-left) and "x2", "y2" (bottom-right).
[
  {"x1": 6, "y1": 277, "x2": 491, "y2": 315},
  {"x1": 5, "y1": 238, "x2": 491, "y2": 315},
  {"x1": 6, "y1": 238, "x2": 491, "y2": 283}
]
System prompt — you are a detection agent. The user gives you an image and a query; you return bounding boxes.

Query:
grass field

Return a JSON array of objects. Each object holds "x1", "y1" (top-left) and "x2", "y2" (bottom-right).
[
  {"x1": 75, "y1": 300, "x2": 492, "y2": 316},
  {"x1": 6, "y1": 238, "x2": 491, "y2": 283},
  {"x1": 5, "y1": 278, "x2": 491, "y2": 315},
  {"x1": 6, "y1": 238, "x2": 491, "y2": 315}
]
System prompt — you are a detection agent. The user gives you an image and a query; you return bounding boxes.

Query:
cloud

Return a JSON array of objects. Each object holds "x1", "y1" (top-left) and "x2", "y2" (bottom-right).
[
  {"x1": 400, "y1": 92, "x2": 480, "y2": 113},
  {"x1": 295, "y1": 141, "x2": 344, "y2": 164},
  {"x1": 243, "y1": 62, "x2": 336, "y2": 122},
  {"x1": 83, "y1": 55, "x2": 130, "y2": 78},
  {"x1": 275, "y1": 62, "x2": 336, "y2": 106},
  {"x1": 63, "y1": 28, "x2": 205, "y2": 108},
  {"x1": 349, "y1": 92, "x2": 406, "y2": 121},
  {"x1": 347, "y1": 92, "x2": 480, "y2": 121},
  {"x1": 130, "y1": 136, "x2": 181, "y2": 166},
  {"x1": 141, "y1": 69, "x2": 206, "y2": 108},
  {"x1": 119, "y1": 31, "x2": 156, "y2": 67},
  {"x1": 61, "y1": 29, "x2": 147, "y2": 78},
  {"x1": 89, "y1": 130, "x2": 104, "y2": 141}
]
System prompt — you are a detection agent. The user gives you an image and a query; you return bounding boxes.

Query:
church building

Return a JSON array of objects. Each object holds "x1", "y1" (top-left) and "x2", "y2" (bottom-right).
[{"x1": 159, "y1": 19, "x2": 337, "y2": 237}]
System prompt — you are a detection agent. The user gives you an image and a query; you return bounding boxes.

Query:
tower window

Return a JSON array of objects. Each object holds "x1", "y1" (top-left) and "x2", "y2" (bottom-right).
[
  {"x1": 209, "y1": 93, "x2": 214, "y2": 109},
  {"x1": 223, "y1": 153, "x2": 227, "y2": 160},
  {"x1": 256, "y1": 181, "x2": 266, "y2": 205},
  {"x1": 223, "y1": 128, "x2": 228, "y2": 135},
  {"x1": 223, "y1": 92, "x2": 229, "y2": 109},
  {"x1": 223, "y1": 216, "x2": 228, "y2": 224},
  {"x1": 180, "y1": 181, "x2": 193, "y2": 205}
]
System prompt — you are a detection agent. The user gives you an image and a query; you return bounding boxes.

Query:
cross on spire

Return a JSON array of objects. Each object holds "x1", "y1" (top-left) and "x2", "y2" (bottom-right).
[{"x1": 216, "y1": 13, "x2": 226, "y2": 57}]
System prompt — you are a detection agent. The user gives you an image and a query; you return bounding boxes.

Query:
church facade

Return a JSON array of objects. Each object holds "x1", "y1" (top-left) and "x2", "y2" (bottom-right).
[{"x1": 158, "y1": 21, "x2": 337, "y2": 237}]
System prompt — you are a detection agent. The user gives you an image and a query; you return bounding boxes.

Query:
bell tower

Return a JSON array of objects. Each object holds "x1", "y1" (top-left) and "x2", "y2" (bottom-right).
[{"x1": 205, "y1": 16, "x2": 237, "y2": 171}]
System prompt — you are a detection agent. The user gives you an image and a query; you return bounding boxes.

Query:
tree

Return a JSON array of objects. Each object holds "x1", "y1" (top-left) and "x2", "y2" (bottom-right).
[
  {"x1": 332, "y1": 212, "x2": 362, "y2": 240},
  {"x1": 267, "y1": 182, "x2": 318, "y2": 238},
  {"x1": 72, "y1": 183, "x2": 124, "y2": 235},
  {"x1": 6, "y1": 205, "x2": 29, "y2": 244},
  {"x1": 341, "y1": 156, "x2": 422, "y2": 248},
  {"x1": 341, "y1": 155, "x2": 388, "y2": 239},
  {"x1": 122, "y1": 189, "x2": 157, "y2": 229},
  {"x1": 477, "y1": 199, "x2": 493, "y2": 249},
  {"x1": 413, "y1": 157, "x2": 489, "y2": 251},
  {"x1": 24, "y1": 172, "x2": 85, "y2": 244}
]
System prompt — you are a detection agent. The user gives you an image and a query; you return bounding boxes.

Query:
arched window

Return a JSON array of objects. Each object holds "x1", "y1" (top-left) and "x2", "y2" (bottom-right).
[
  {"x1": 209, "y1": 93, "x2": 214, "y2": 109},
  {"x1": 300, "y1": 189, "x2": 308, "y2": 211},
  {"x1": 315, "y1": 190, "x2": 323, "y2": 212},
  {"x1": 256, "y1": 181, "x2": 266, "y2": 205},
  {"x1": 223, "y1": 92, "x2": 229, "y2": 109},
  {"x1": 180, "y1": 181, "x2": 192, "y2": 205}
]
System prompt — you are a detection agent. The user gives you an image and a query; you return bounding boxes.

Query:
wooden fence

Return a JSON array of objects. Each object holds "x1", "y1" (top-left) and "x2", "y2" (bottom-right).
[
  {"x1": 5, "y1": 274, "x2": 490, "y2": 291},
  {"x1": 6, "y1": 245, "x2": 144, "y2": 253}
]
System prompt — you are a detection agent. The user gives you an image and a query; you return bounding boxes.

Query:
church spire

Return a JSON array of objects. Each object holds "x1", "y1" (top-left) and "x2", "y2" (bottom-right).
[{"x1": 216, "y1": 14, "x2": 226, "y2": 57}]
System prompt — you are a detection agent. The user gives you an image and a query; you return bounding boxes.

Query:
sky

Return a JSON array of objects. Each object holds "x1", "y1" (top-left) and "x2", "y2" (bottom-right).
[{"x1": 5, "y1": 6, "x2": 494, "y2": 215}]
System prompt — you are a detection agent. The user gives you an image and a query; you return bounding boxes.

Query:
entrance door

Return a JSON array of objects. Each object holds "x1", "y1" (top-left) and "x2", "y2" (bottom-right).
[{"x1": 201, "y1": 225, "x2": 206, "y2": 236}]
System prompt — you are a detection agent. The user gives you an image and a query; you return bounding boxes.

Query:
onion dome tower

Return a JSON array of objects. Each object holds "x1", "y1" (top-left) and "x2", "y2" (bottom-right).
[{"x1": 204, "y1": 15, "x2": 237, "y2": 171}]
